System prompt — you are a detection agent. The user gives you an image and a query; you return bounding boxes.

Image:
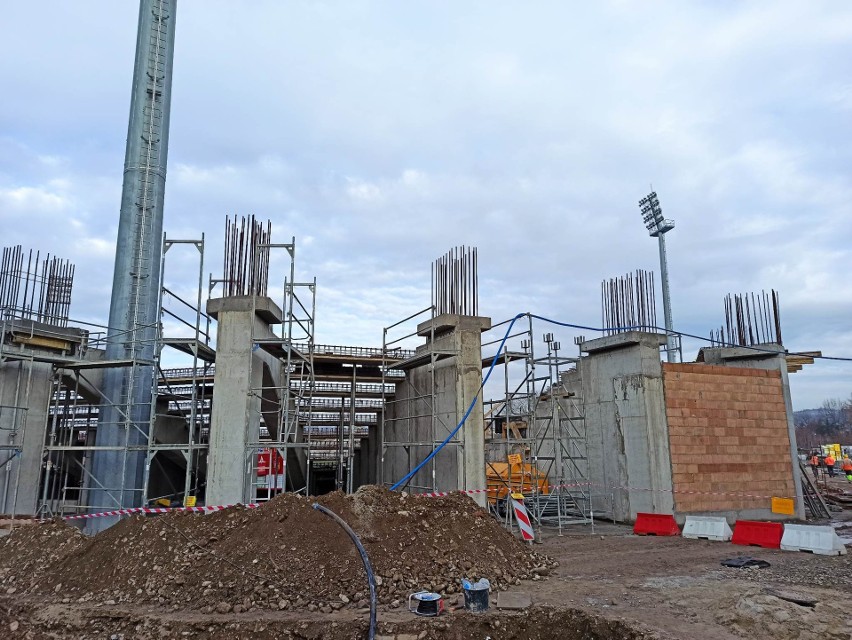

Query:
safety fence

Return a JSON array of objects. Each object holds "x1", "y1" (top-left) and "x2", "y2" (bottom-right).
[{"x1": 58, "y1": 479, "x2": 797, "y2": 522}]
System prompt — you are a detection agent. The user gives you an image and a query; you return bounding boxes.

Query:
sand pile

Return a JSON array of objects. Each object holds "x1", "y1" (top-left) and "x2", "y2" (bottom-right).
[{"x1": 0, "y1": 486, "x2": 555, "y2": 614}]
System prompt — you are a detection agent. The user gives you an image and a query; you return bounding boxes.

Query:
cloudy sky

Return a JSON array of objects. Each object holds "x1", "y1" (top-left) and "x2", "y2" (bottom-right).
[{"x1": 1, "y1": 1, "x2": 850, "y2": 410}]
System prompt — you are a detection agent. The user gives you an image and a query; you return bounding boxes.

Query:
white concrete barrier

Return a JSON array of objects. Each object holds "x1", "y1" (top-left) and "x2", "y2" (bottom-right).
[
  {"x1": 681, "y1": 516, "x2": 733, "y2": 541},
  {"x1": 780, "y1": 524, "x2": 847, "y2": 556}
]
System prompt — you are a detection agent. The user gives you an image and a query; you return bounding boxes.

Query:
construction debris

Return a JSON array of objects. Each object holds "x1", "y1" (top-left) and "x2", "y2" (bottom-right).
[
  {"x1": 0, "y1": 600, "x2": 650, "y2": 640},
  {"x1": 0, "y1": 487, "x2": 556, "y2": 614}
]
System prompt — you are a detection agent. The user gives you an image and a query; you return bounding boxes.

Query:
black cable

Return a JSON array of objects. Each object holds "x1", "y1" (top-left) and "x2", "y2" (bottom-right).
[
  {"x1": 526, "y1": 313, "x2": 852, "y2": 362},
  {"x1": 388, "y1": 310, "x2": 851, "y2": 490},
  {"x1": 313, "y1": 503, "x2": 377, "y2": 640}
]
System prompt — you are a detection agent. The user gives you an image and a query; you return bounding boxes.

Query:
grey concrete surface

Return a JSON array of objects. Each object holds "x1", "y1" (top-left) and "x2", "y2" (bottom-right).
[
  {"x1": 205, "y1": 296, "x2": 283, "y2": 506},
  {"x1": 576, "y1": 332, "x2": 674, "y2": 522},
  {"x1": 385, "y1": 314, "x2": 490, "y2": 505}
]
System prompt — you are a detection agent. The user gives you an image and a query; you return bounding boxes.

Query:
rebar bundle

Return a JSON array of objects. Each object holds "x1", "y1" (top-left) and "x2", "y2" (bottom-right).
[
  {"x1": 601, "y1": 269, "x2": 657, "y2": 335},
  {"x1": 0, "y1": 245, "x2": 75, "y2": 326},
  {"x1": 223, "y1": 215, "x2": 272, "y2": 297},
  {"x1": 710, "y1": 290, "x2": 782, "y2": 347},
  {"x1": 432, "y1": 246, "x2": 479, "y2": 316}
]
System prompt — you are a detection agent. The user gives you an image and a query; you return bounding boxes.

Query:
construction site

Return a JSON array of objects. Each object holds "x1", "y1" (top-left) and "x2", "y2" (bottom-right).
[{"x1": 2, "y1": 2, "x2": 851, "y2": 639}]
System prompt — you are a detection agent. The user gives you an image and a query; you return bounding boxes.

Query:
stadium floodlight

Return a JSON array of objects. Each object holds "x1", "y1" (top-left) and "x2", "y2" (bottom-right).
[
  {"x1": 638, "y1": 191, "x2": 679, "y2": 363},
  {"x1": 639, "y1": 191, "x2": 675, "y2": 237}
]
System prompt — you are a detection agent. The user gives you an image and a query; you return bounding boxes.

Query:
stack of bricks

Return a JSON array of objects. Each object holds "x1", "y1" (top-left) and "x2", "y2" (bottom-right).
[{"x1": 662, "y1": 363, "x2": 796, "y2": 513}]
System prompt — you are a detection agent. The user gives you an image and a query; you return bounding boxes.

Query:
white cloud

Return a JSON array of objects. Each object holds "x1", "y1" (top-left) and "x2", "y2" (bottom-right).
[
  {"x1": 0, "y1": 185, "x2": 69, "y2": 214},
  {"x1": 0, "y1": 0, "x2": 850, "y2": 409},
  {"x1": 345, "y1": 178, "x2": 384, "y2": 204},
  {"x1": 75, "y1": 237, "x2": 115, "y2": 258}
]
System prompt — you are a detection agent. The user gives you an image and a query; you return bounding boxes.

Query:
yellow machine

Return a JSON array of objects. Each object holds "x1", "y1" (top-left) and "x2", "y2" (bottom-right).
[
  {"x1": 822, "y1": 444, "x2": 842, "y2": 458},
  {"x1": 486, "y1": 461, "x2": 549, "y2": 505}
]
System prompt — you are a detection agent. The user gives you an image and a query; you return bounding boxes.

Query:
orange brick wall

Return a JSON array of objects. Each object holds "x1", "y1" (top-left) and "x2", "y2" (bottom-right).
[{"x1": 662, "y1": 363, "x2": 796, "y2": 514}]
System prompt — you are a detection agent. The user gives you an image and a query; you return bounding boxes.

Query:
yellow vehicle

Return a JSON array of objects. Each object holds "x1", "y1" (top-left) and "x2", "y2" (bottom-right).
[{"x1": 486, "y1": 461, "x2": 549, "y2": 506}]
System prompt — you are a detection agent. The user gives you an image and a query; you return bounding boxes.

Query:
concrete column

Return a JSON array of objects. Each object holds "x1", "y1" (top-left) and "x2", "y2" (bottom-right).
[
  {"x1": 0, "y1": 360, "x2": 52, "y2": 516},
  {"x1": 578, "y1": 331, "x2": 673, "y2": 521},
  {"x1": 455, "y1": 320, "x2": 489, "y2": 506},
  {"x1": 420, "y1": 314, "x2": 490, "y2": 506},
  {"x1": 205, "y1": 296, "x2": 281, "y2": 506}
]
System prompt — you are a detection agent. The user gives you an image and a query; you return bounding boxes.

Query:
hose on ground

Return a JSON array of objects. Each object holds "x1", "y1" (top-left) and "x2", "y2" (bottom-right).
[{"x1": 313, "y1": 503, "x2": 377, "y2": 640}]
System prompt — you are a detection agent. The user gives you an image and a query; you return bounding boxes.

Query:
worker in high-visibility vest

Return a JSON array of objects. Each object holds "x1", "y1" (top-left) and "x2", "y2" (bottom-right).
[
  {"x1": 842, "y1": 456, "x2": 852, "y2": 481},
  {"x1": 810, "y1": 453, "x2": 821, "y2": 478},
  {"x1": 824, "y1": 454, "x2": 836, "y2": 478}
]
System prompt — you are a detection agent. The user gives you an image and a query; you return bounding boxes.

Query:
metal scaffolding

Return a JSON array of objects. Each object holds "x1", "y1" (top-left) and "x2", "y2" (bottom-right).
[
  {"x1": 31, "y1": 234, "x2": 213, "y2": 518},
  {"x1": 482, "y1": 314, "x2": 592, "y2": 534},
  {"x1": 380, "y1": 305, "x2": 449, "y2": 494},
  {"x1": 381, "y1": 247, "x2": 481, "y2": 494},
  {"x1": 243, "y1": 235, "x2": 317, "y2": 502},
  {"x1": 144, "y1": 235, "x2": 213, "y2": 508}
]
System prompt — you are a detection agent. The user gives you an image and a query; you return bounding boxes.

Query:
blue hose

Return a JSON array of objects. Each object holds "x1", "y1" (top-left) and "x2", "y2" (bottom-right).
[
  {"x1": 389, "y1": 310, "x2": 850, "y2": 491},
  {"x1": 388, "y1": 313, "x2": 654, "y2": 491},
  {"x1": 390, "y1": 313, "x2": 526, "y2": 491},
  {"x1": 313, "y1": 503, "x2": 377, "y2": 639}
]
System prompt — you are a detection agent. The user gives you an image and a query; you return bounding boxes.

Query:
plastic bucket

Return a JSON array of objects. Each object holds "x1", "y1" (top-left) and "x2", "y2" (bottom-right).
[{"x1": 463, "y1": 586, "x2": 489, "y2": 612}]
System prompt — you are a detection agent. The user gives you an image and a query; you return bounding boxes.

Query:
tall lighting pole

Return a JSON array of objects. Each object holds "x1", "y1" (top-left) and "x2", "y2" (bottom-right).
[
  {"x1": 88, "y1": 0, "x2": 177, "y2": 532},
  {"x1": 638, "y1": 191, "x2": 679, "y2": 363}
]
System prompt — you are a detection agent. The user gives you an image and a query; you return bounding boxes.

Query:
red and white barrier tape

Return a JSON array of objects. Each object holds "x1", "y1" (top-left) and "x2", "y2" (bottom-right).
[
  {"x1": 59, "y1": 481, "x2": 793, "y2": 522},
  {"x1": 418, "y1": 481, "x2": 794, "y2": 502},
  {"x1": 415, "y1": 488, "x2": 489, "y2": 498},
  {"x1": 585, "y1": 482, "x2": 794, "y2": 502},
  {"x1": 62, "y1": 503, "x2": 259, "y2": 521}
]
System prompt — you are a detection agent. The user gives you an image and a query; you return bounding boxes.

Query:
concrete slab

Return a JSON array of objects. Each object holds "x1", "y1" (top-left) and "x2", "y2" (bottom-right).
[
  {"x1": 416, "y1": 313, "x2": 491, "y2": 337},
  {"x1": 496, "y1": 591, "x2": 532, "y2": 610},
  {"x1": 207, "y1": 295, "x2": 282, "y2": 324},
  {"x1": 580, "y1": 331, "x2": 666, "y2": 355}
]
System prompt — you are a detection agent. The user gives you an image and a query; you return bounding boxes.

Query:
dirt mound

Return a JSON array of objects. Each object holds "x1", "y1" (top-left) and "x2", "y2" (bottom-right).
[
  {"x1": 0, "y1": 599, "x2": 651, "y2": 640},
  {"x1": 0, "y1": 518, "x2": 84, "y2": 593},
  {"x1": 0, "y1": 486, "x2": 555, "y2": 614}
]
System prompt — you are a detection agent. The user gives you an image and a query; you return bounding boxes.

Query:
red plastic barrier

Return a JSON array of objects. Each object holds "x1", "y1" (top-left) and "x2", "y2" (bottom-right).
[
  {"x1": 731, "y1": 520, "x2": 783, "y2": 549},
  {"x1": 633, "y1": 512, "x2": 680, "y2": 536}
]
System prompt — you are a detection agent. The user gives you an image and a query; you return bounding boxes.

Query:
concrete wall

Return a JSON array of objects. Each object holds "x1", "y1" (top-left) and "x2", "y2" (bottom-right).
[
  {"x1": 663, "y1": 362, "x2": 798, "y2": 521},
  {"x1": 576, "y1": 332, "x2": 674, "y2": 522},
  {"x1": 385, "y1": 360, "x2": 460, "y2": 492},
  {"x1": 681, "y1": 344, "x2": 803, "y2": 520},
  {"x1": 542, "y1": 333, "x2": 802, "y2": 524},
  {"x1": 0, "y1": 320, "x2": 88, "y2": 516},
  {"x1": 383, "y1": 314, "x2": 489, "y2": 504}
]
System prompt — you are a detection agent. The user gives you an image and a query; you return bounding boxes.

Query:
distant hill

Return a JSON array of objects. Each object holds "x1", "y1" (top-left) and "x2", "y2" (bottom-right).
[{"x1": 794, "y1": 408, "x2": 839, "y2": 423}]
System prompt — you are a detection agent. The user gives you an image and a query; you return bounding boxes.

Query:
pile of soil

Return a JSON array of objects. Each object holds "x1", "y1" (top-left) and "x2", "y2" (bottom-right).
[
  {"x1": 0, "y1": 599, "x2": 650, "y2": 640},
  {"x1": 0, "y1": 486, "x2": 556, "y2": 615},
  {"x1": 0, "y1": 518, "x2": 85, "y2": 595}
]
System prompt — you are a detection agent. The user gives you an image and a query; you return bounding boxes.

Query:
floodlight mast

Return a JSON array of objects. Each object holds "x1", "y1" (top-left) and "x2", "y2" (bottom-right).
[{"x1": 638, "y1": 191, "x2": 679, "y2": 363}]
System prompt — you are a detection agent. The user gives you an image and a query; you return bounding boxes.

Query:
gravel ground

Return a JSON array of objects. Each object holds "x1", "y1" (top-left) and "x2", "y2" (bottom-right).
[{"x1": 2, "y1": 490, "x2": 851, "y2": 639}]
